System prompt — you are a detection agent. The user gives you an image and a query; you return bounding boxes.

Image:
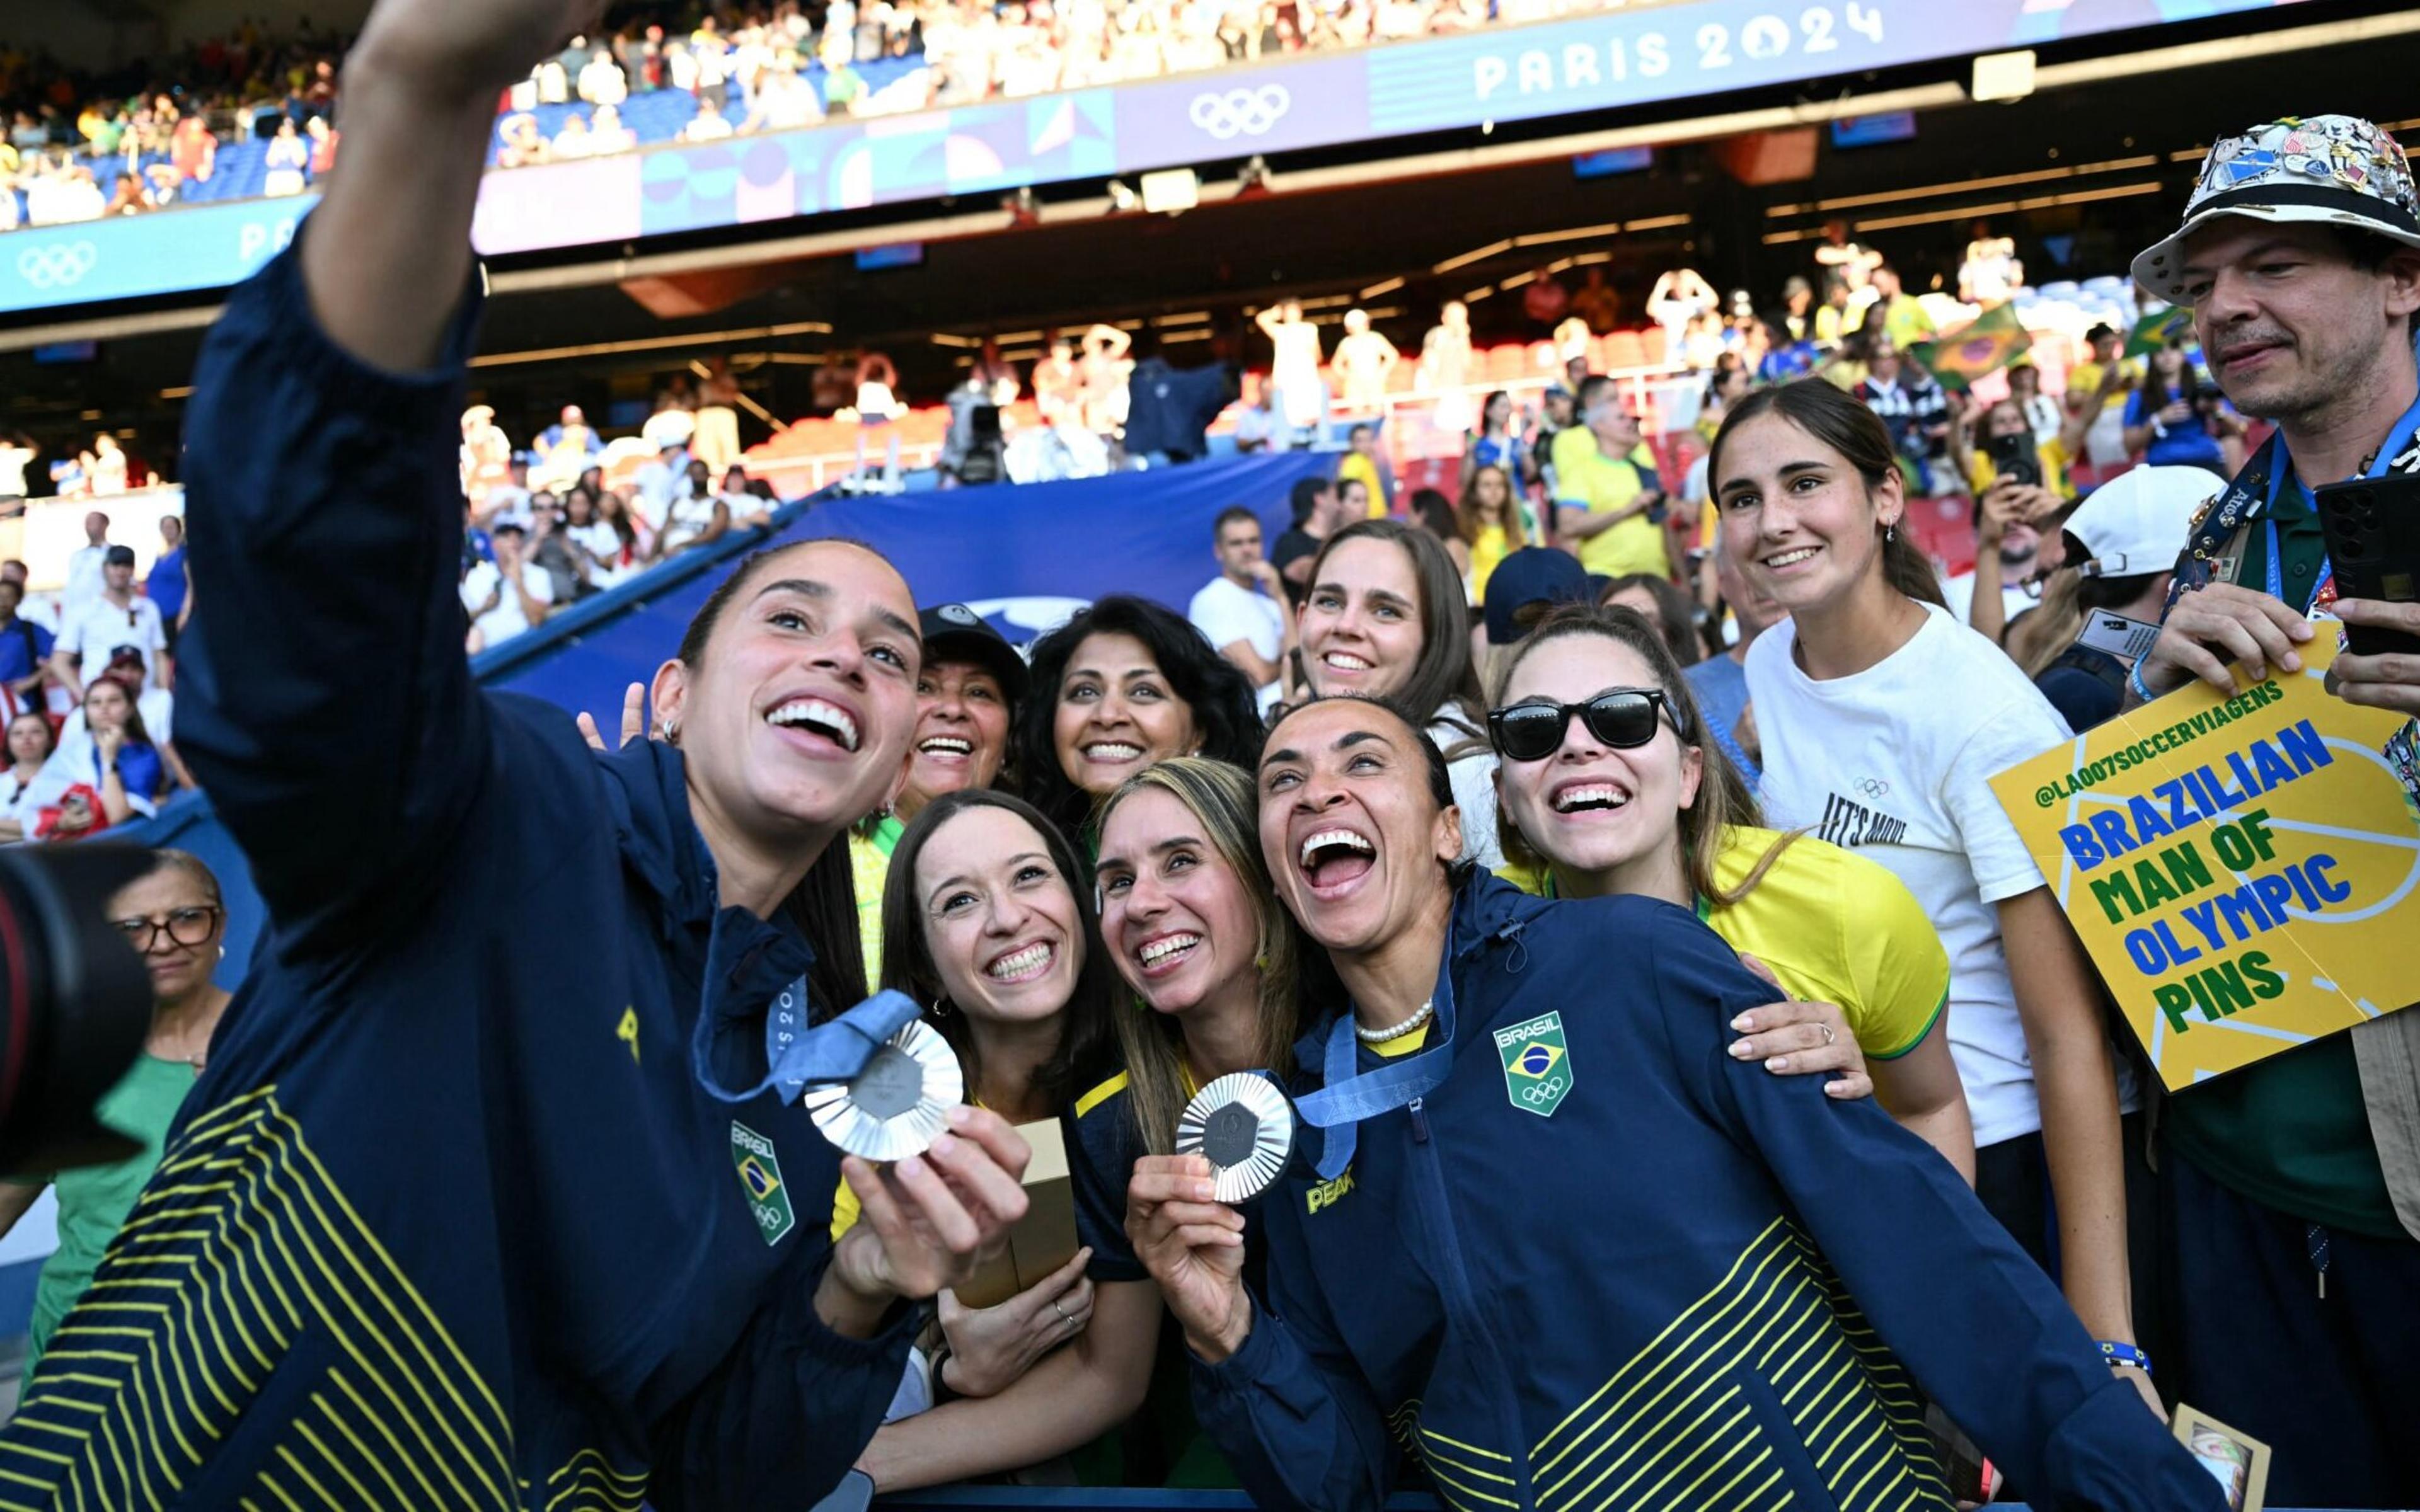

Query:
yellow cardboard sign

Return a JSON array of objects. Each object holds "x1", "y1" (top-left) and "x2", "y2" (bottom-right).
[{"x1": 1989, "y1": 640, "x2": 2420, "y2": 1091}]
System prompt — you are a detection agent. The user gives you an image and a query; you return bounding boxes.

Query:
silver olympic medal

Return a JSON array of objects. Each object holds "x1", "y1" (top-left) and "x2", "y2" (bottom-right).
[
  {"x1": 1174, "y1": 1073, "x2": 1295, "y2": 1204},
  {"x1": 804, "y1": 1019, "x2": 965, "y2": 1162}
]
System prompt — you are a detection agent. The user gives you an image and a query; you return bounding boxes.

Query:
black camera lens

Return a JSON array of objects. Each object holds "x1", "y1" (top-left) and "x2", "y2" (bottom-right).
[{"x1": 0, "y1": 845, "x2": 161, "y2": 1178}]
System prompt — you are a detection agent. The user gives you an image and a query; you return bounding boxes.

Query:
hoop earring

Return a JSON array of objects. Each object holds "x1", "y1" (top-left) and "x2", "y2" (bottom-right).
[
  {"x1": 658, "y1": 716, "x2": 680, "y2": 743},
  {"x1": 930, "y1": 997, "x2": 954, "y2": 1020}
]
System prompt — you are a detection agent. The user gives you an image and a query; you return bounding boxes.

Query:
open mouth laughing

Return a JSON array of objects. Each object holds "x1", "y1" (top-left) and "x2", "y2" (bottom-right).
[{"x1": 766, "y1": 695, "x2": 862, "y2": 753}]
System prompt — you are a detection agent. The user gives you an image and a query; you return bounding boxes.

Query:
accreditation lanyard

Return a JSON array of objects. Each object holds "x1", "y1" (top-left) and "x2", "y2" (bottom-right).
[
  {"x1": 2262, "y1": 389, "x2": 2420, "y2": 614},
  {"x1": 1293, "y1": 956, "x2": 1459, "y2": 1182}
]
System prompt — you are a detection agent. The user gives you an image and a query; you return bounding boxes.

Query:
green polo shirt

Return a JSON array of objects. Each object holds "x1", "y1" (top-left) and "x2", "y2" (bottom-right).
[{"x1": 2162, "y1": 479, "x2": 2400, "y2": 1236}]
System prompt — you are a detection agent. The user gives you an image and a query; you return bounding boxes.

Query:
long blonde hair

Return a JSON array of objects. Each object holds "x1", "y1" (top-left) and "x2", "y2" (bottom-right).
[{"x1": 1097, "y1": 758, "x2": 1303, "y2": 1156}]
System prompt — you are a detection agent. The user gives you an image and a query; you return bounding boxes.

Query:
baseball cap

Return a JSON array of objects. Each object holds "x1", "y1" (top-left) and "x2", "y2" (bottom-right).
[
  {"x1": 107, "y1": 644, "x2": 146, "y2": 670},
  {"x1": 103, "y1": 545, "x2": 136, "y2": 567},
  {"x1": 2062, "y1": 466, "x2": 2215, "y2": 579},
  {"x1": 919, "y1": 604, "x2": 1030, "y2": 703},
  {"x1": 1483, "y1": 547, "x2": 1593, "y2": 646},
  {"x1": 2133, "y1": 114, "x2": 2420, "y2": 302}
]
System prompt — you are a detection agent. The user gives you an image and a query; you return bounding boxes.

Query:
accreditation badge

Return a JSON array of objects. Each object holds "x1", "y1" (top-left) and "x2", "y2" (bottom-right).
[{"x1": 1175, "y1": 1073, "x2": 1295, "y2": 1203}]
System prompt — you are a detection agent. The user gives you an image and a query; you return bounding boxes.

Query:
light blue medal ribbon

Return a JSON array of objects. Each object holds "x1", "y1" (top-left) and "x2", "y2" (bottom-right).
[
  {"x1": 692, "y1": 980, "x2": 921, "y2": 1106},
  {"x1": 1292, "y1": 958, "x2": 1458, "y2": 1181},
  {"x1": 2262, "y1": 387, "x2": 2420, "y2": 612}
]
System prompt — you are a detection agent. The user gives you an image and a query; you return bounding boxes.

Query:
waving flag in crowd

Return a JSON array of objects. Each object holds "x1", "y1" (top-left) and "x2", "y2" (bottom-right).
[{"x1": 1913, "y1": 301, "x2": 2031, "y2": 391}]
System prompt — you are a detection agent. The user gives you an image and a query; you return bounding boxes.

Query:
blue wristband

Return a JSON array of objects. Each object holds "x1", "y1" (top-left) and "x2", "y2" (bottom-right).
[
  {"x1": 2097, "y1": 1340, "x2": 2152, "y2": 1377},
  {"x1": 2128, "y1": 657, "x2": 2157, "y2": 705}
]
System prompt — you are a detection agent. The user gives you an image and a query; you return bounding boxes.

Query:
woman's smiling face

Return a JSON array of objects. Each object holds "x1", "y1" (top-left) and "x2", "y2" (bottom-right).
[
  {"x1": 1298, "y1": 537, "x2": 1424, "y2": 701},
  {"x1": 1096, "y1": 785, "x2": 1262, "y2": 1019},
  {"x1": 915, "y1": 803, "x2": 1085, "y2": 1028},
  {"x1": 1051, "y1": 631, "x2": 1201, "y2": 795}
]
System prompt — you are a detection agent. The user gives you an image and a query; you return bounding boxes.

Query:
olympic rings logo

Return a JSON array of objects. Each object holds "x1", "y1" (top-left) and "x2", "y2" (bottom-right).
[
  {"x1": 15, "y1": 240, "x2": 98, "y2": 290},
  {"x1": 1855, "y1": 777, "x2": 1891, "y2": 799},
  {"x1": 1189, "y1": 86, "x2": 1290, "y2": 141},
  {"x1": 1519, "y1": 1075, "x2": 1567, "y2": 1107}
]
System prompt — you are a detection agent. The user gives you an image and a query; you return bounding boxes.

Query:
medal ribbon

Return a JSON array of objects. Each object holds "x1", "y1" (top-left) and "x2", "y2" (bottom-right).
[{"x1": 1293, "y1": 955, "x2": 1459, "y2": 1181}]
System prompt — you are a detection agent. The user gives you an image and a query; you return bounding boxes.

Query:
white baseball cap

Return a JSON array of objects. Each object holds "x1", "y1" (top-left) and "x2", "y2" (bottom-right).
[
  {"x1": 2133, "y1": 114, "x2": 2420, "y2": 303},
  {"x1": 2063, "y1": 466, "x2": 2215, "y2": 580}
]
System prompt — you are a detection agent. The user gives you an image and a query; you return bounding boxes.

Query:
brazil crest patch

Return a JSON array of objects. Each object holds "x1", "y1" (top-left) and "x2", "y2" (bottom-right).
[
  {"x1": 731, "y1": 1121, "x2": 797, "y2": 1245},
  {"x1": 1494, "y1": 1011, "x2": 1571, "y2": 1118}
]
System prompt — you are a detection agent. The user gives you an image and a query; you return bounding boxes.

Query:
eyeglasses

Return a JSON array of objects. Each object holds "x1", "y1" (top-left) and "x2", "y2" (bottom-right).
[
  {"x1": 110, "y1": 905, "x2": 222, "y2": 952},
  {"x1": 1487, "y1": 689, "x2": 1680, "y2": 763}
]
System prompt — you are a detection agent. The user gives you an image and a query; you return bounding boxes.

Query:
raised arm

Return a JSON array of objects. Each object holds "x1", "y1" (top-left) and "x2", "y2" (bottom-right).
[{"x1": 175, "y1": 0, "x2": 603, "y2": 953}]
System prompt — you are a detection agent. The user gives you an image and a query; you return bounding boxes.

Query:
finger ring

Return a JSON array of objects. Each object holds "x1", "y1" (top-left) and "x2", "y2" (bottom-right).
[
  {"x1": 1818, "y1": 1024, "x2": 1836, "y2": 1046},
  {"x1": 1051, "y1": 1300, "x2": 1070, "y2": 1324}
]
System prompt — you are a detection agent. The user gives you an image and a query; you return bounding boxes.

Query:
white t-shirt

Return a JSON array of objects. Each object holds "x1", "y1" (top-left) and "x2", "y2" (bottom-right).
[
  {"x1": 1940, "y1": 570, "x2": 2039, "y2": 634},
  {"x1": 61, "y1": 546, "x2": 108, "y2": 621},
  {"x1": 58, "y1": 594, "x2": 167, "y2": 684},
  {"x1": 658, "y1": 493, "x2": 723, "y2": 554},
  {"x1": 1188, "y1": 573, "x2": 1282, "y2": 661},
  {"x1": 461, "y1": 560, "x2": 555, "y2": 647},
  {"x1": 1746, "y1": 603, "x2": 2134, "y2": 1147},
  {"x1": 0, "y1": 444, "x2": 34, "y2": 496}
]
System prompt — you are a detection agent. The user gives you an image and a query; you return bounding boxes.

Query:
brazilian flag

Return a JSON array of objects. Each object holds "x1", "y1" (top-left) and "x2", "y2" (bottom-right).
[
  {"x1": 1913, "y1": 302, "x2": 2031, "y2": 392},
  {"x1": 2126, "y1": 304, "x2": 2194, "y2": 358}
]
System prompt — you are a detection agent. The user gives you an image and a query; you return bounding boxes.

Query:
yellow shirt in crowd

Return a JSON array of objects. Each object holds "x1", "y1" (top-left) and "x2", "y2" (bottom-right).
[
  {"x1": 1968, "y1": 433, "x2": 2077, "y2": 503},
  {"x1": 1337, "y1": 452, "x2": 1388, "y2": 517},
  {"x1": 1468, "y1": 524, "x2": 1511, "y2": 602},
  {"x1": 1498, "y1": 825, "x2": 1949, "y2": 1060},
  {"x1": 1552, "y1": 427, "x2": 1667, "y2": 580}
]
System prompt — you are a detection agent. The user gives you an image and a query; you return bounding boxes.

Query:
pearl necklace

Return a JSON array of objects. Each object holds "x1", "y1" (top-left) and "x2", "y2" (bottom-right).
[{"x1": 1354, "y1": 998, "x2": 1435, "y2": 1044}]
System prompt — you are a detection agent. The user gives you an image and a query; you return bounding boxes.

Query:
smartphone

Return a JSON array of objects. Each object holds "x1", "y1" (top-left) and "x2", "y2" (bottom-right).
[
  {"x1": 2075, "y1": 609, "x2": 2164, "y2": 665},
  {"x1": 1986, "y1": 430, "x2": 2043, "y2": 490},
  {"x1": 2313, "y1": 475, "x2": 2420, "y2": 655}
]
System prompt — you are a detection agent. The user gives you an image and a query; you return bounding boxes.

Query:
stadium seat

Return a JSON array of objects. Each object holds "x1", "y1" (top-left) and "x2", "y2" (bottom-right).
[
  {"x1": 1603, "y1": 331, "x2": 1647, "y2": 371},
  {"x1": 1634, "y1": 326, "x2": 1666, "y2": 365}
]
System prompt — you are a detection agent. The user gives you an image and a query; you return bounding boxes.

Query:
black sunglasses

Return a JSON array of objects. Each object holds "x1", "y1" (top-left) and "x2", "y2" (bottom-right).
[{"x1": 1487, "y1": 688, "x2": 1680, "y2": 763}]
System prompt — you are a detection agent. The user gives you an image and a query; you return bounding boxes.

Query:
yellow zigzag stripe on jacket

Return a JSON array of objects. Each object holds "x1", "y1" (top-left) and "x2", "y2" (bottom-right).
[
  {"x1": 0, "y1": 1088, "x2": 643, "y2": 1511},
  {"x1": 1526, "y1": 1217, "x2": 1950, "y2": 1512}
]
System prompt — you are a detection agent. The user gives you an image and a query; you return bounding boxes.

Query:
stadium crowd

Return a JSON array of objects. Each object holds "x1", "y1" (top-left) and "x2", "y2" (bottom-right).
[
  {"x1": 5, "y1": 0, "x2": 1649, "y2": 228},
  {"x1": 0, "y1": 0, "x2": 2416, "y2": 1499}
]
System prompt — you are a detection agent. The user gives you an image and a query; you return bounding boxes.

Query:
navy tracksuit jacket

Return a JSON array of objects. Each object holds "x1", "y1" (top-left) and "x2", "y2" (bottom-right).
[
  {"x1": 0, "y1": 243, "x2": 910, "y2": 1509},
  {"x1": 1194, "y1": 873, "x2": 2224, "y2": 1512}
]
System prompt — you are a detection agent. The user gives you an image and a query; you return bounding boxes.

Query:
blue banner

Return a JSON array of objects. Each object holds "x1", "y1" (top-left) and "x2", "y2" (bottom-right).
[
  {"x1": 3, "y1": 195, "x2": 313, "y2": 315},
  {"x1": 1, "y1": 0, "x2": 2310, "y2": 314},
  {"x1": 489, "y1": 452, "x2": 1332, "y2": 723}
]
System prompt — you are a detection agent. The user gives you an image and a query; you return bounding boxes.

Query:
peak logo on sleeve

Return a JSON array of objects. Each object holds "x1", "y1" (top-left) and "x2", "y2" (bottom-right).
[{"x1": 1494, "y1": 1011, "x2": 1572, "y2": 1118}]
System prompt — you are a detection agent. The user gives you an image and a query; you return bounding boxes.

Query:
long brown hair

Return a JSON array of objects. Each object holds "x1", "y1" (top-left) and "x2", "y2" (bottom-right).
[
  {"x1": 1707, "y1": 379, "x2": 1945, "y2": 609},
  {"x1": 1304, "y1": 520, "x2": 1487, "y2": 755},
  {"x1": 878, "y1": 788, "x2": 1119, "y2": 1113},
  {"x1": 1487, "y1": 603, "x2": 1794, "y2": 908},
  {"x1": 1457, "y1": 465, "x2": 1527, "y2": 551},
  {"x1": 1096, "y1": 757, "x2": 1304, "y2": 1156},
  {"x1": 674, "y1": 540, "x2": 899, "y2": 1021}
]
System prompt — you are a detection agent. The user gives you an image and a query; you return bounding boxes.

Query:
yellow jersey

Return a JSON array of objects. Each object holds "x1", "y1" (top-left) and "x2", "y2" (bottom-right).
[
  {"x1": 1338, "y1": 452, "x2": 1388, "y2": 517},
  {"x1": 1468, "y1": 524, "x2": 1511, "y2": 602},
  {"x1": 1552, "y1": 427, "x2": 1667, "y2": 580},
  {"x1": 1497, "y1": 825, "x2": 1948, "y2": 1060},
  {"x1": 1967, "y1": 433, "x2": 2076, "y2": 503}
]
